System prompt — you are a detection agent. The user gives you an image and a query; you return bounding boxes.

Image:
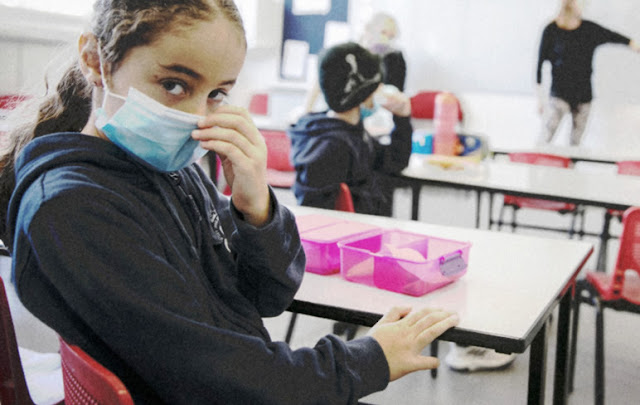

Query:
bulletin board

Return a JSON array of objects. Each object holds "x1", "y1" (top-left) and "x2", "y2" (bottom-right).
[{"x1": 280, "y1": 0, "x2": 350, "y2": 81}]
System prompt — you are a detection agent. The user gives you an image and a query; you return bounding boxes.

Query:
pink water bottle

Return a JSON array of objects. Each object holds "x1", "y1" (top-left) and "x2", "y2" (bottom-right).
[{"x1": 433, "y1": 92, "x2": 459, "y2": 156}]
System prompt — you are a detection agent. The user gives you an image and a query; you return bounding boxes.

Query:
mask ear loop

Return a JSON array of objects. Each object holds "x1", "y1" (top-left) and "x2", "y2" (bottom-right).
[{"x1": 96, "y1": 43, "x2": 126, "y2": 108}]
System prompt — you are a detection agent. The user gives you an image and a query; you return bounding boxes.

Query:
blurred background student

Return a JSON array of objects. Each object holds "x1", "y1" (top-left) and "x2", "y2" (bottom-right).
[
  {"x1": 289, "y1": 41, "x2": 412, "y2": 217},
  {"x1": 303, "y1": 12, "x2": 407, "y2": 114},
  {"x1": 536, "y1": 0, "x2": 640, "y2": 146}
]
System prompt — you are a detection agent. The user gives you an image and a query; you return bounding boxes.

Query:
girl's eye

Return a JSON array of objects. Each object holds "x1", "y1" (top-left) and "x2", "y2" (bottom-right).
[
  {"x1": 162, "y1": 81, "x2": 187, "y2": 96},
  {"x1": 209, "y1": 89, "x2": 228, "y2": 103}
]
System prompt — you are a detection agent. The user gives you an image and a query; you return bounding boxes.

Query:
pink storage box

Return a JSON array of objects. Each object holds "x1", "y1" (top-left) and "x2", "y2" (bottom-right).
[
  {"x1": 295, "y1": 214, "x2": 345, "y2": 233},
  {"x1": 339, "y1": 229, "x2": 471, "y2": 296},
  {"x1": 299, "y1": 220, "x2": 380, "y2": 275}
]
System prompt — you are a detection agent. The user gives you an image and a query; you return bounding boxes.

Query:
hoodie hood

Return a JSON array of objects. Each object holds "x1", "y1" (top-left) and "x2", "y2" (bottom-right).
[{"x1": 7, "y1": 133, "x2": 169, "y2": 252}]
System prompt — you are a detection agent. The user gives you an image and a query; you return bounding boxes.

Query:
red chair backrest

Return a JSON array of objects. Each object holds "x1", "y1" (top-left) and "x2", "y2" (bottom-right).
[
  {"x1": 410, "y1": 91, "x2": 463, "y2": 121},
  {"x1": 59, "y1": 337, "x2": 134, "y2": 405},
  {"x1": 261, "y1": 130, "x2": 294, "y2": 172},
  {"x1": 610, "y1": 207, "x2": 640, "y2": 298},
  {"x1": 617, "y1": 161, "x2": 640, "y2": 176},
  {"x1": 0, "y1": 277, "x2": 35, "y2": 405},
  {"x1": 335, "y1": 183, "x2": 355, "y2": 213},
  {"x1": 248, "y1": 93, "x2": 269, "y2": 116},
  {"x1": 508, "y1": 152, "x2": 571, "y2": 168}
]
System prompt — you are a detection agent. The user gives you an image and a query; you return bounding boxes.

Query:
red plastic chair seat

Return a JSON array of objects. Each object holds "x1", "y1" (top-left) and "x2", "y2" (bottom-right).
[
  {"x1": 266, "y1": 169, "x2": 296, "y2": 188},
  {"x1": 586, "y1": 271, "x2": 640, "y2": 305},
  {"x1": 261, "y1": 129, "x2": 295, "y2": 189},
  {"x1": 59, "y1": 337, "x2": 134, "y2": 405},
  {"x1": 503, "y1": 195, "x2": 576, "y2": 212}
]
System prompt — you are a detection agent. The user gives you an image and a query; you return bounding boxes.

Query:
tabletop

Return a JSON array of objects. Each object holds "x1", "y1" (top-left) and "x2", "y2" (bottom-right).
[
  {"x1": 288, "y1": 205, "x2": 594, "y2": 353},
  {"x1": 401, "y1": 157, "x2": 640, "y2": 211}
]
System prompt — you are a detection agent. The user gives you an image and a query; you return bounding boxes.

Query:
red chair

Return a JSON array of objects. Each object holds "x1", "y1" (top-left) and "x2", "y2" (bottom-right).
[
  {"x1": 409, "y1": 91, "x2": 463, "y2": 121},
  {"x1": 248, "y1": 93, "x2": 269, "y2": 116},
  {"x1": 261, "y1": 130, "x2": 296, "y2": 189},
  {"x1": 569, "y1": 206, "x2": 640, "y2": 405},
  {"x1": 334, "y1": 183, "x2": 355, "y2": 213},
  {"x1": 0, "y1": 277, "x2": 38, "y2": 405},
  {"x1": 59, "y1": 337, "x2": 134, "y2": 405},
  {"x1": 496, "y1": 152, "x2": 584, "y2": 238}
]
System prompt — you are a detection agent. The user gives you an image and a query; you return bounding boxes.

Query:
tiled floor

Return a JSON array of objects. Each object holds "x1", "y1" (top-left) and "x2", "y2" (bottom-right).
[{"x1": 5, "y1": 179, "x2": 638, "y2": 404}]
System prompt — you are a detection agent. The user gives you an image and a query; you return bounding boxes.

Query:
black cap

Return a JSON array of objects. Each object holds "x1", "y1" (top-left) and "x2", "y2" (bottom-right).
[{"x1": 318, "y1": 42, "x2": 382, "y2": 112}]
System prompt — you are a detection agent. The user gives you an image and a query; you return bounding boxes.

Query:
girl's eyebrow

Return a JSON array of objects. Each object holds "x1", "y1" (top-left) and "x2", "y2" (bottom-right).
[
  {"x1": 159, "y1": 63, "x2": 202, "y2": 80},
  {"x1": 159, "y1": 63, "x2": 237, "y2": 86}
]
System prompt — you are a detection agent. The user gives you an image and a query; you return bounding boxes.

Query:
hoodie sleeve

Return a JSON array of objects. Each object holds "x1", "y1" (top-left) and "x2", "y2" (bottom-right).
[
  {"x1": 13, "y1": 174, "x2": 390, "y2": 405},
  {"x1": 373, "y1": 115, "x2": 413, "y2": 174},
  {"x1": 229, "y1": 187, "x2": 307, "y2": 317}
]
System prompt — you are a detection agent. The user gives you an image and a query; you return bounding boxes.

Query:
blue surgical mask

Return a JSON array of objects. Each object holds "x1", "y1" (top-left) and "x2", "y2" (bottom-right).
[
  {"x1": 360, "y1": 99, "x2": 380, "y2": 120},
  {"x1": 95, "y1": 87, "x2": 208, "y2": 172}
]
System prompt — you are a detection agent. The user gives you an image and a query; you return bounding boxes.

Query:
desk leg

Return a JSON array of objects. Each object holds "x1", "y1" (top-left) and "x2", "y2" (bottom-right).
[
  {"x1": 487, "y1": 192, "x2": 495, "y2": 230},
  {"x1": 528, "y1": 320, "x2": 548, "y2": 405},
  {"x1": 596, "y1": 211, "x2": 612, "y2": 272},
  {"x1": 475, "y1": 190, "x2": 481, "y2": 229},
  {"x1": 411, "y1": 184, "x2": 421, "y2": 221},
  {"x1": 553, "y1": 290, "x2": 572, "y2": 404}
]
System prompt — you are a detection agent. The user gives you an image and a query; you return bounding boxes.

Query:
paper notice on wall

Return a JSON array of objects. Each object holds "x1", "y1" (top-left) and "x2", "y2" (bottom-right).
[
  {"x1": 281, "y1": 39, "x2": 310, "y2": 79},
  {"x1": 323, "y1": 20, "x2": 351, "y2": 48},
  {"x1": 292, "y1": 0, "x2": 331, "y2": 15}
]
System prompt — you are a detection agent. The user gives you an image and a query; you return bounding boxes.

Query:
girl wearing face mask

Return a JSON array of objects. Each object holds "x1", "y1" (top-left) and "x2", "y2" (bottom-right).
[
  {"x1": 289, "y1": 42, "x2": 412, "y2": 218},
  {"x1": 0, "y1": 1, "x2": 457, "y2": 404}
]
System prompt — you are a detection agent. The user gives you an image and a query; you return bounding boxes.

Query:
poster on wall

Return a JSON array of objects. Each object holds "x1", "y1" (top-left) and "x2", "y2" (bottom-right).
[{"x1": 280, "y1": 0, "x2": 350, "y2": 81}]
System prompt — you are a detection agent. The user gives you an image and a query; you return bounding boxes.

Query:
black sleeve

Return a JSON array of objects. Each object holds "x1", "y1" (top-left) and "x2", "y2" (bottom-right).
[
  {"x1": 294, "y1": 137, "x2": 352, "y2": 210},
  {"x1": 536, "y1": 24, "x2": 553, "y2": 84},
  {"x1": 381, "y1": 50, "x2": 407, "y2": 91},
  {"x1": 17, "y1": 184, "x2": 390, "y2": 405},
  {"x1": 589, "y1": 21, "x2": 631, "y2": 47},
  {"x1": 373, "y1": 115, "x2": 413, "y2": 174}
]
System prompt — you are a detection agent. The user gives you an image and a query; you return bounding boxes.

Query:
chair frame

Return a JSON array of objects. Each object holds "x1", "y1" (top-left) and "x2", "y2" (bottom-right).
[
  {"x1": 569, "y1": 206, "x2": 640, "y2": 405},
  {"x1": 0, "y1": 277, "x2": 37, "y2": 405},
  {"x1": 59, "y1": 337, "x2": 134, "y2": 405},
  {"x1": 494, "y1": 153, "x2": 585, "y2": 238}
]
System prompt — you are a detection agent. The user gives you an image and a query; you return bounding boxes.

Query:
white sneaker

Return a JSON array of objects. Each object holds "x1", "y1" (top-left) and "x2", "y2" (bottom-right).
[{"x1": 444, "y1": 343, "x2": 516, "y2": 372}]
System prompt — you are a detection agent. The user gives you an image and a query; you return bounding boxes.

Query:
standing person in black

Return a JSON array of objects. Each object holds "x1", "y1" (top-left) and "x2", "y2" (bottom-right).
[{"x1": 536, "y1": 0, "x2": 640, "y2": 146}]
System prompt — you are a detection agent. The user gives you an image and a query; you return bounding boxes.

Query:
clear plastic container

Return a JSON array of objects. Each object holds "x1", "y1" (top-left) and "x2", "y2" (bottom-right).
[
  {"x1": 339, "y1": 229, "x2": 471, "y2": 296},
  {"x1": 300, "y1": 221, "x2": 380, "y2": 275}
]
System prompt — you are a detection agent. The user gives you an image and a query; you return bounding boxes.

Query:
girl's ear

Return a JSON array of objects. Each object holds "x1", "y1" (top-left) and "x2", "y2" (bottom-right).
[{"x1": 78, "y1": 33, "x2": 103, "y2": 87}]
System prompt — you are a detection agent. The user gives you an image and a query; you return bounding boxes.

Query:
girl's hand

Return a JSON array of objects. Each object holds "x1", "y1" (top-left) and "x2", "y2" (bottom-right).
[
  {"x1": 192, "y1": 105, "x2": 270, "y2": 226},
  {"x1": 369, "y1": 306, "x2": 459, "y2": 381}
]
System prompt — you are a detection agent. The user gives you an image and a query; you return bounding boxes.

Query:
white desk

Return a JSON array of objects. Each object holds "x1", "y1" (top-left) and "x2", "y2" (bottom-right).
[
  {"x1": 400, "y1": 158, "x2": 640, "y2": 270},
  {"x1": 288, "y1": 206, "x2": 594, "y2": 405}
]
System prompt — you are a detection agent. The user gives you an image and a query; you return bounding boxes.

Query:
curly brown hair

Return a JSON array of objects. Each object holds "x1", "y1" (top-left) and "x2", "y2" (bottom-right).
[{"x1": 0, "y1": 0, "x2": 245, "y2": 246}]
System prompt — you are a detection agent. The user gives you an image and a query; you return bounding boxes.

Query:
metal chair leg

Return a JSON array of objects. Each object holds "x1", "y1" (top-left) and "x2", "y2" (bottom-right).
[
  {"x1": 285, "y1": 312, "x2": 298, "y2": 344},
  {"x1": 568, "y1": 282, "x2": 583, "y2": 393},
  {"x1": 430, "y1": 340, "x2": 439, "y2": 378},
  {"x1": 595, "y1": 301, "x2": 605, "y2": 405},
  {"x1": 511, "y1": 207, "x2": 518, "y2": 233}
]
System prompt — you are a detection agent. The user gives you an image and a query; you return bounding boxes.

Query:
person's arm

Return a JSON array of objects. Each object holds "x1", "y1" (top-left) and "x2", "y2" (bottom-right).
[
  {"x1": 536, "y1": 25, "x2": 552, "y2": 115},
  {"x1": 372, "y1": 89, "x2": 413, "y2": 174},
  {"x1": 291, "y1": 136, "x2": 352, "y2": 210},
  {"x1": 16, "y1": 186, "x2": 385, "y2": 404}
]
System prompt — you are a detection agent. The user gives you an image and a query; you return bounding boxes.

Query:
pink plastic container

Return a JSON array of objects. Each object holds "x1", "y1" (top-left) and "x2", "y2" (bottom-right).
[
  {"x1": 339, "y1": 230, "x2": 471, "y2": 296},
  {"x1": 300, "y1": 221, "x2": 380, "y2": 275},
  {"x1": 296, "y1": 214, "x2": 345, "y2": 233}
]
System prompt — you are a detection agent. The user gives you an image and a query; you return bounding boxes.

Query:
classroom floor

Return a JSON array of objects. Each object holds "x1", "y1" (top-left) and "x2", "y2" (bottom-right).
[{"x1": 5, "y1": 179, "x2": 638, "y2": 404}]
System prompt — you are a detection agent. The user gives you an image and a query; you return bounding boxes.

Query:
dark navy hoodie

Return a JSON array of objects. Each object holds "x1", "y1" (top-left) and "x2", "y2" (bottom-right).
[
  {"x1": 289, "y1": 113, "x2": 412, "y2": 216},
  {"x1": 7, "y1": 133, "x2": 389, "y2": 404}
]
